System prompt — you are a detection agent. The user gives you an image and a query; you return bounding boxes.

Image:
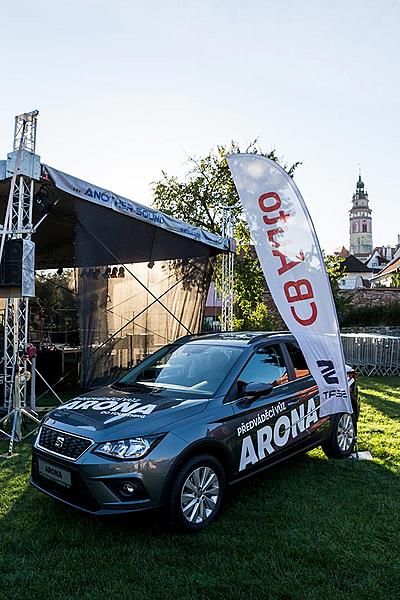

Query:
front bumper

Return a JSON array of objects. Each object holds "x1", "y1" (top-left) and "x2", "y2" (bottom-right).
[{"x1": 30, "y1": 431, "x2": 187, "y2": 515}]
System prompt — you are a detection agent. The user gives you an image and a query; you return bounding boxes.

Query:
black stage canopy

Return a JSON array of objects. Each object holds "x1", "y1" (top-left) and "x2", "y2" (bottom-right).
[
  {"x1": 0, "y1": 162, "x2": 228, "y2": 269},
  {"x1": 0, "y1": 162, "x2": 227, "y2": 388}
]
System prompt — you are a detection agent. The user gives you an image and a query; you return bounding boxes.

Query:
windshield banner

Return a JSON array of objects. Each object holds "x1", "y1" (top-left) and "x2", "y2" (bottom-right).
[{"x1": 227, "y1": 154, "x2": 351, "y2": 416}]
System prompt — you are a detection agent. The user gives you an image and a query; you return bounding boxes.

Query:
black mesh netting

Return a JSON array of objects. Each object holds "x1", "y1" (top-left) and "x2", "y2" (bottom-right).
[
  {"x1": 74, "y1": 194, "x2": 215, "y2": 388},
  {"x1": 78, "y1": 258, "x2": 212, "y2": 388}
]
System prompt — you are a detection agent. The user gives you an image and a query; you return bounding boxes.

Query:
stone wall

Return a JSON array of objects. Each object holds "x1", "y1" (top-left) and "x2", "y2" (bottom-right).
[
  {"x1": 342, "y1": 287, "x2": 400, "y2": 307},
  {"x1": 263, "y1": 288, "x2": 400, "y2": 333}
]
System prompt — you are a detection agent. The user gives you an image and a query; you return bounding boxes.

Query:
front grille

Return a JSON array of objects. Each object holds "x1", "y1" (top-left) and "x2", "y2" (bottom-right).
[
  {"x1": 37, "y1": 425, "x2": 92, "y2": 460},
  {"x1": 31, "y1": 454, "x2": 101, "y2": 513}
]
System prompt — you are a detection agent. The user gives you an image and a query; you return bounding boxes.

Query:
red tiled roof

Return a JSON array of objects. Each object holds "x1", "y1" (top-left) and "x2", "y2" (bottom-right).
[
  {"x1": 334, "y1": 246, "x2": 350, "y2": 257},
  {"x1": 375, "y1": 256, "x2": 400, "y2": 278}
]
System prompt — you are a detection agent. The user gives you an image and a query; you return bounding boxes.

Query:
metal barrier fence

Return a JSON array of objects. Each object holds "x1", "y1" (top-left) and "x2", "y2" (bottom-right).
[{"x1": 341, "y1": 334, "x2": 400, "y2": 376}]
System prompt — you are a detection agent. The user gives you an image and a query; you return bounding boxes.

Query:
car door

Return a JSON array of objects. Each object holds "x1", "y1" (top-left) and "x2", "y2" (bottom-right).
[
  {"x1": 230, "y1": 343, "x2": 300, "y2": 477},
  {"x1": 283, "y1": 340, "x2": 331, "y2": 445}
]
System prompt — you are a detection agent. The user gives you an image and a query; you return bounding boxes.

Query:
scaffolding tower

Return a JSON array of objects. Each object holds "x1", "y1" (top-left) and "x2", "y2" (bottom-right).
[{"x1": 0, "y1": 110, "x2": 41, "y2": 455}]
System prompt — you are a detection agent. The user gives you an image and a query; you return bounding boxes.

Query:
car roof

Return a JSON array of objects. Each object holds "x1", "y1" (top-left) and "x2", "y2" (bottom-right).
[{"x1": 175, "y1": 331, "x2": 293, "y2": 348}]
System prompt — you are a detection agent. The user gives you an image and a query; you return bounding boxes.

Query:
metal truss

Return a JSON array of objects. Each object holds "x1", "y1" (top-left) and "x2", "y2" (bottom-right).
[
  {"x1": 3, "y1": 113, "x2": 37, "y2": 411},
  {"x1": 0, "y1": 111, "x2": 40, "y2": 454},
  {"x1": 13, "y1": 110, "x2": 38, "y2": 154},
  {"x1": 221, "y1": 207, "x2": 235, "y2": 331},
  {"x1": 4, "y1": 297, "x2": 29, "y2": 411}
]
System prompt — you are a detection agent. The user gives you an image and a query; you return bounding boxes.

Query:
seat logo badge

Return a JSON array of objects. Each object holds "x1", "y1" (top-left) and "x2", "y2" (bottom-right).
[{"x1": 55, "y1": 435, "x2": 65, "y2": 449}]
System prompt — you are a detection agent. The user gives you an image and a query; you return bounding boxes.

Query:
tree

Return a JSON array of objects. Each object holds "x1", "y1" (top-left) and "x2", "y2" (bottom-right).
[
  {"x1": 322, "y1": 253, "x2": 351, "y2": 324},
  {"x1": 152, "y1": 141, "x2": 301, "y2": 330},
  {"x1": 390, "y1": 271, "x2": 400, "y2": 287},
  {"x1": 32, "y1": 270, "x2": 78, "y2": 343}
]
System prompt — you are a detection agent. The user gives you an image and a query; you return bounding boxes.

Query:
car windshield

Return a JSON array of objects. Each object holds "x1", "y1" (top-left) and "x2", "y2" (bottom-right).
[{"x1": 114, "y1": 343, "x2": 243, "y2": 397}]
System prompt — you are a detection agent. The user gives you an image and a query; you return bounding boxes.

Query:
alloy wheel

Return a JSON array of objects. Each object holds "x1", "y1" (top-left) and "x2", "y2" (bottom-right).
[
  {"x1": 180, "y1": 466, "x2": 220, "y2": 524},
  {"x1": 337, "y1": 413, "x2": 355, "y2": 452}
]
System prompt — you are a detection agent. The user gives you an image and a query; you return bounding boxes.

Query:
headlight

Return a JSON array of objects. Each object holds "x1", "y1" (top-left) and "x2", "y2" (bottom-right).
[
  {"x1": 33, "y1": 426, "x2": 42, "y2": 446},
  {"x1": 95, "y1": 438, "x2": 151, "y2": 459}
]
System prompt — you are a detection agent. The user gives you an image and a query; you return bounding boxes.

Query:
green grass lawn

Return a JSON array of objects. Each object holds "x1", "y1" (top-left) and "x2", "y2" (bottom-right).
[{"x1": 1, "y1": 377, "x2": 400, "y2": 600}]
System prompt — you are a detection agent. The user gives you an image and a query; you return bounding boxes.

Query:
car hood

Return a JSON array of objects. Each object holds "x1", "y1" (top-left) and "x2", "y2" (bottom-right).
[{"x1": 43, "y1": 386, "x2": 210, "y2": 440}]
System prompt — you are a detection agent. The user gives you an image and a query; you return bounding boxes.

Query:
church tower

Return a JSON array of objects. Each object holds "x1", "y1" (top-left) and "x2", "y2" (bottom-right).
[{"x1": 349, "y1": 172, "x2": 373, "y2": 260}]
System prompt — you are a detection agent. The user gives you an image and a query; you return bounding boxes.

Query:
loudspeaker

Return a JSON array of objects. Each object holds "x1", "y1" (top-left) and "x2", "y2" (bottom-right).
[
  {"x1": 0, "y1": 239, "x2": 35, "y2": 298},
  {"x1": 0, "y1": 239, "x2": 23, "y2": 286}
]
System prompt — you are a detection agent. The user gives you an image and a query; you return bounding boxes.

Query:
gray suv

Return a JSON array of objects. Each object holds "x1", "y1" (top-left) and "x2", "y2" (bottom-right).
[{"x1": 31, "y1": 332, "x2": 359, "y2": 531}]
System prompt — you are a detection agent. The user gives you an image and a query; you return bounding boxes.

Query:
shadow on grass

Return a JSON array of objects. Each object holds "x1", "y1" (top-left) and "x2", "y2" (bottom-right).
[
  {"x1": 360, "y1": 391, "x2": 400, "y2": 421},
  {"x1": 358, "y1": 376, "x2": 400, "y2": 422}
]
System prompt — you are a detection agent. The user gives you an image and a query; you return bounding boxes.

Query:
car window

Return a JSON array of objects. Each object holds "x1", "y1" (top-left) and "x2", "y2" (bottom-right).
[
  {"x1": 238, "y1": 344, "x2": 288, "y2": 387},
  {"x1": 115, "y1": 343, "x2": 243, "y2": 397},
  {"x1": 285, "y1": 341, "x2": 310, "y2": 379}
]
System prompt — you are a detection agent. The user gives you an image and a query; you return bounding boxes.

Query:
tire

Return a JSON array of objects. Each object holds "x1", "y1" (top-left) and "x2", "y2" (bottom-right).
[
  {"x1": 168, "y1": 453, "x2": 226, "y2": 532},
  {"x1": 322, "y1": 412, "x2": 357, "y2": 459}
]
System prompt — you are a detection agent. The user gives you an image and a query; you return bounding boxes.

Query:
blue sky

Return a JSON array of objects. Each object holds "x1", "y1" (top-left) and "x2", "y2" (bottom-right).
[{"x1": 0, "y1": 0, "x2": 399, "y2": 252}]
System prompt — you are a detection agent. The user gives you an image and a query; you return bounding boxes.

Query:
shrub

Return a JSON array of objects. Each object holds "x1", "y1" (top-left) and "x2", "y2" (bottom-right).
[{"x1": 340, "y1": 301, "x2": 400, "y2": 327}]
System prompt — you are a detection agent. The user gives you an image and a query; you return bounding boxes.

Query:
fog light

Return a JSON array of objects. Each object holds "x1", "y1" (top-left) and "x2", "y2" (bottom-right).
[{"x1": 120, "y1": 481, "x2": 136, "y2": 497}]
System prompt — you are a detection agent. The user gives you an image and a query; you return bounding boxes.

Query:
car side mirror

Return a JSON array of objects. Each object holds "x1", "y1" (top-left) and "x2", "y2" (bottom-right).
[{"x1": 244, "y1": 382, "x2": 274, "y2": 401}]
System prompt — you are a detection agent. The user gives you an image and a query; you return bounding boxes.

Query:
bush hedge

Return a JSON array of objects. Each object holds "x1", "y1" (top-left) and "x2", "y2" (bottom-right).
[{"x1": 339, "y1": 301, "x2": 400, "y2": 327}]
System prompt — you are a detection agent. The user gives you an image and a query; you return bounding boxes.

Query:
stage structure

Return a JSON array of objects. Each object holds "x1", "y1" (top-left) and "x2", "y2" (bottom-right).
[
  {"x1": 0, "y1": 111, "x2": 41, "y2": 454},
  {"x1": 0, "y1": 110, "x2": 234, "y2": 451}
]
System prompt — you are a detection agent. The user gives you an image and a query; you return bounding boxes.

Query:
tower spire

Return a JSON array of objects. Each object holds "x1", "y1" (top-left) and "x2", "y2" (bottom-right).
[{"x1": 349, "y1": 169, "x2": 372, "y2": 261}]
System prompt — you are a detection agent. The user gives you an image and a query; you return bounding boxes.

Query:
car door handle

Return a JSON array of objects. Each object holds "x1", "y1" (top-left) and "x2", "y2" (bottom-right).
[{"x1": 286, "y1": 399, "x2": 299, "y2": 407}]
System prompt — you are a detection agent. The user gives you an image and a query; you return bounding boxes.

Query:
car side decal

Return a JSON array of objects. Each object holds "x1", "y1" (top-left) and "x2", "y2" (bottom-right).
[
  {"x1": 237, "y1": 401, "x2": 286, "y2": 437},
  {"x1": 238, "y1": 398, "x2": 319, "y2": 472}
]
